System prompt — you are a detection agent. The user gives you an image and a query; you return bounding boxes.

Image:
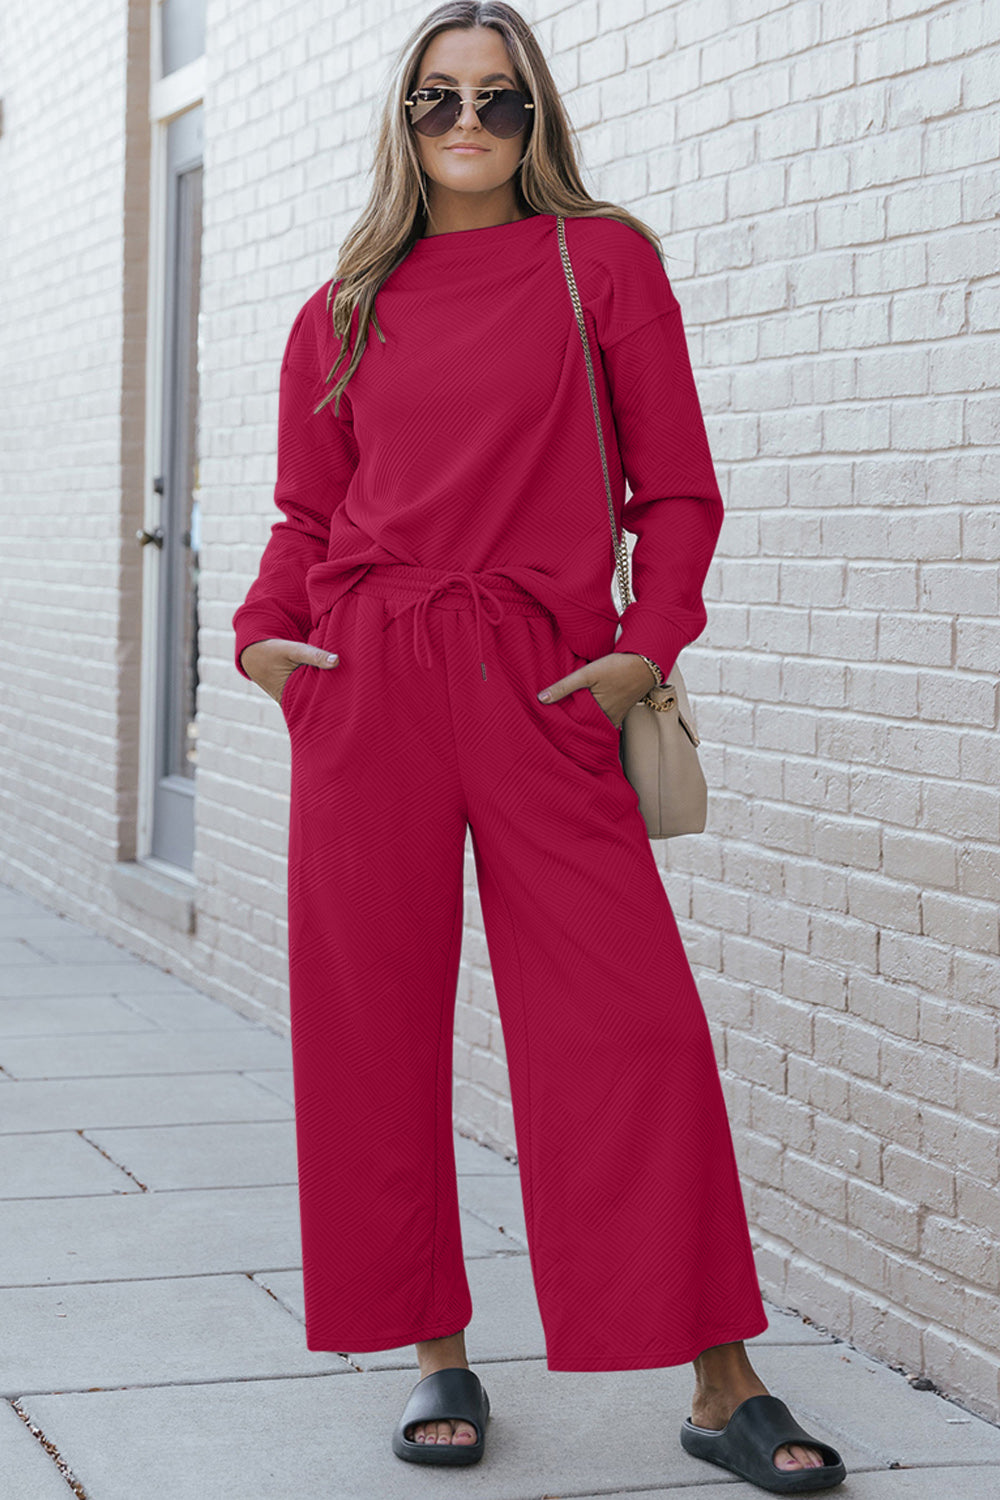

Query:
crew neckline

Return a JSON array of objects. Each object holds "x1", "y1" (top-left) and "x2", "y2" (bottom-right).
[{"x1": 409, "y1": 212, "x2": 553, "y2": 253}]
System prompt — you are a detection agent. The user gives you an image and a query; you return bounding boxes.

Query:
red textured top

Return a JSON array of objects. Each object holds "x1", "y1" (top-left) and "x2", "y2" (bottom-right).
[{"x1": 233, "y1": 212, "x2": 723, "y2": 680}]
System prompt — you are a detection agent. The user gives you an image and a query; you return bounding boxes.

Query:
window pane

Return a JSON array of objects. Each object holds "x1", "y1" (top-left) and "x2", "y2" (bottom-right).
[
  {"x1": 152, "y1": 105, "x2": 202, "y2": 870},
  {"x1": 160, "y1": 0, "x2": 206, "y2": 77},
  {"x1": 164, "y1": 161, "x2": 202, "y2": 784}
]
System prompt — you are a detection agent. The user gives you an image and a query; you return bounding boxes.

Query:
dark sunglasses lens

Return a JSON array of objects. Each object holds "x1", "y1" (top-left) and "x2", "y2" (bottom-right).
[
  {"x1": 479, "y1": 90, "x2": 531, "y2": 138},
  {"x1": 410, "y1": 91, "x2": 461, "y2": 136}
]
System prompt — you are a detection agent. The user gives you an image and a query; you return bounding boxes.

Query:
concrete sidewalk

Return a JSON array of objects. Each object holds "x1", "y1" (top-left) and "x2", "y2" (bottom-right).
[{"x1": 1, "y1": 881, "x2": 998, "y2": 1500}]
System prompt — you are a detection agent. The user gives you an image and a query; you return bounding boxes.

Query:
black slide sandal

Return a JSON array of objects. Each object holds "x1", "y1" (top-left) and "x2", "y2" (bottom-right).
[
  {"x1": 680, "y1": 1393, "x2": 847, "y2": 1493},
  {"x1": 391, "y1": 1367, "x2": 491, "y2": 1466}
]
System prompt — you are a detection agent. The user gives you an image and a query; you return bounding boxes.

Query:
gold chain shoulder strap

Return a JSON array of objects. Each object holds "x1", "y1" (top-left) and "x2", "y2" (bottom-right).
[{"x1": 556, "y1": 214, "x2": 632, "y2": 612}]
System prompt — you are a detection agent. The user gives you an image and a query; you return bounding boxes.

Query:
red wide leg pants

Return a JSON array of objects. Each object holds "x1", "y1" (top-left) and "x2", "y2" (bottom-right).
[{"x1": 281, "y1": 564, "x2": 768, "y2": 1371}]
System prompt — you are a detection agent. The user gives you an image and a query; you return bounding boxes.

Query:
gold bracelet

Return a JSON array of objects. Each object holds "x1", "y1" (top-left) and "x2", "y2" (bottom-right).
[{"x1": 636, "y1": 654, "x2": 663, "y2": 688}]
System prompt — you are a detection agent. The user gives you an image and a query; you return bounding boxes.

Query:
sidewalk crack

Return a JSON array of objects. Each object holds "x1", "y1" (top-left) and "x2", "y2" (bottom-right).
[
  {"x1": 78, "y1": 1130, "x2": 149, "y2": 1191},
  {"x1": 10, "y1": 1398, "x2": 90, "y2": 1497}
]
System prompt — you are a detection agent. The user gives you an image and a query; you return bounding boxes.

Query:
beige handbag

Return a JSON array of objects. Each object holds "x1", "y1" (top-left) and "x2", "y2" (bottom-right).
[{"x1": 557, "y1": 215, "x2": 708, "y2": 840}]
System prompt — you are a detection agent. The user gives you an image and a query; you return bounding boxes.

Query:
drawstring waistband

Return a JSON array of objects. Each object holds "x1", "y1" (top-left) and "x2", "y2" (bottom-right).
[
  {"x1": 407, "y1": 572, "x2": 504, "y2": 680},
  {"x1": 349, "y1": 564, "x2": 550, "y2": 680}
]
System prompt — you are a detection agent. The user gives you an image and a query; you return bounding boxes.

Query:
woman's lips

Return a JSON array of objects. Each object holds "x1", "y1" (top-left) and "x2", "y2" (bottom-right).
[{"x1": 446, "y1": 145, "x2": 488, "y2": 153}]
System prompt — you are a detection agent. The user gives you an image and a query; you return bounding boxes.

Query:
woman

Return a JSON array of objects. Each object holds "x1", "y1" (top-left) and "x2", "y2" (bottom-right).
[{"x1": 234, "y1": 3, "x2": 846, "y2": 1493}]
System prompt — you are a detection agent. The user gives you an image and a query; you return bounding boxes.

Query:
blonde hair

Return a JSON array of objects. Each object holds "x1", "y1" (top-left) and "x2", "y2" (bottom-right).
[{"x1": 318, "y1": 0, "x2": 668, "y2": 418}]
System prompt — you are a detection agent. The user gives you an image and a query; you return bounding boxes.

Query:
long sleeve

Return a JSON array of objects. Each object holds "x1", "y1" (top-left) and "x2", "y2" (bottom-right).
[
  {"x1": 232, "y1": 295, "x2": 359, "y2": 678},
  {"x1": 600, "y1": 303, "x2": 724, "y2": 678}
]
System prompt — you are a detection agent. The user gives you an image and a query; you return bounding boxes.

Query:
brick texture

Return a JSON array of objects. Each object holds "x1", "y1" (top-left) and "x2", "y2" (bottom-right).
[{"x1": 0, "y1": 0, "x2": 997, "y2": 1422}]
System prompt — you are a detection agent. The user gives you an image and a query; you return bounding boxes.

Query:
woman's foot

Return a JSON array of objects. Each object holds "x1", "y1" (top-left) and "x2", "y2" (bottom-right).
[
  {"x1": 407, "y1": 1331, "x2": 827, "y2": 1468},
  {"x1": 406, "y1": 1329, "x2": 478, "y2": 1447},
  {"x1": 692, "y1": 1341, "x2": 827, "y2": 1472}
]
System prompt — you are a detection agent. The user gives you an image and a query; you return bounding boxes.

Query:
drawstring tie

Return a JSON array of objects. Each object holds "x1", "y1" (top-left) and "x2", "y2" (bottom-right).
[{"x1": 381, "y1": 571, "x2": 507, "y2": 680}]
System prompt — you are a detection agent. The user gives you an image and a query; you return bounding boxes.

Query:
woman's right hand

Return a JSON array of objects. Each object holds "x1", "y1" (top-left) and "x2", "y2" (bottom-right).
[{"x1": 240, "y1": 638, "x2": 339, "y2": 706}]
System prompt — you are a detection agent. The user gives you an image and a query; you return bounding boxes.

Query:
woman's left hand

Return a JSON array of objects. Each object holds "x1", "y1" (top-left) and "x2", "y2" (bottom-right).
[{"x1": 537, "y1": 652, "x2": 657, "y2": 730}]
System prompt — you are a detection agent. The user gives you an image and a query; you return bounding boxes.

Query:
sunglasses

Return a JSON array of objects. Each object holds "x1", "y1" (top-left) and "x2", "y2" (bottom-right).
[{"x1": 404, "y1": 86, "x2": 534, "y2": 139}]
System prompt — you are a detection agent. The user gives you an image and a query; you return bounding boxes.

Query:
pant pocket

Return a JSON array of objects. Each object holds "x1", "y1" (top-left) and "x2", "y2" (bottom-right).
[
  {"x1": 279, "y1": 662, "x2": 311, "y2": 725},
  {"x1": 578, "y1": 685, "x2": 621, "y2": 734},
  {"x1": 284, "y1": 590, "x2": 369, "y2": 736},
  {"x1": 280, "y1": 611, "x2": 332, "y2": 728}
]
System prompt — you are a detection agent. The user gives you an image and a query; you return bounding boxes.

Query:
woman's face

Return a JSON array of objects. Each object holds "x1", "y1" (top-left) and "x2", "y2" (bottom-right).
[{"x1": 409, "y1": 27, "x2": 530, "y2": 206}]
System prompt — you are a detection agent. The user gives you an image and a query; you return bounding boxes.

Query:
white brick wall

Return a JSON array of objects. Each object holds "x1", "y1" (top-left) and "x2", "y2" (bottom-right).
[
  {"x1": 0, "y1": 0, "x2": 134, "y2": 891},
  {"x1": 1, "y1": 0, "x2": 997, "y2": 1421}
]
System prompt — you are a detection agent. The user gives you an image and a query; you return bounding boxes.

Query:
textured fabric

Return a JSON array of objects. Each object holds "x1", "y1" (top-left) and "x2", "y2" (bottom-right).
[
  {"x1": 233, "y1": 212, "x2": 724, "y2": 681},
  {"x1": 280, "y1": 564, "x2": 769, "y2": 1370}
]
